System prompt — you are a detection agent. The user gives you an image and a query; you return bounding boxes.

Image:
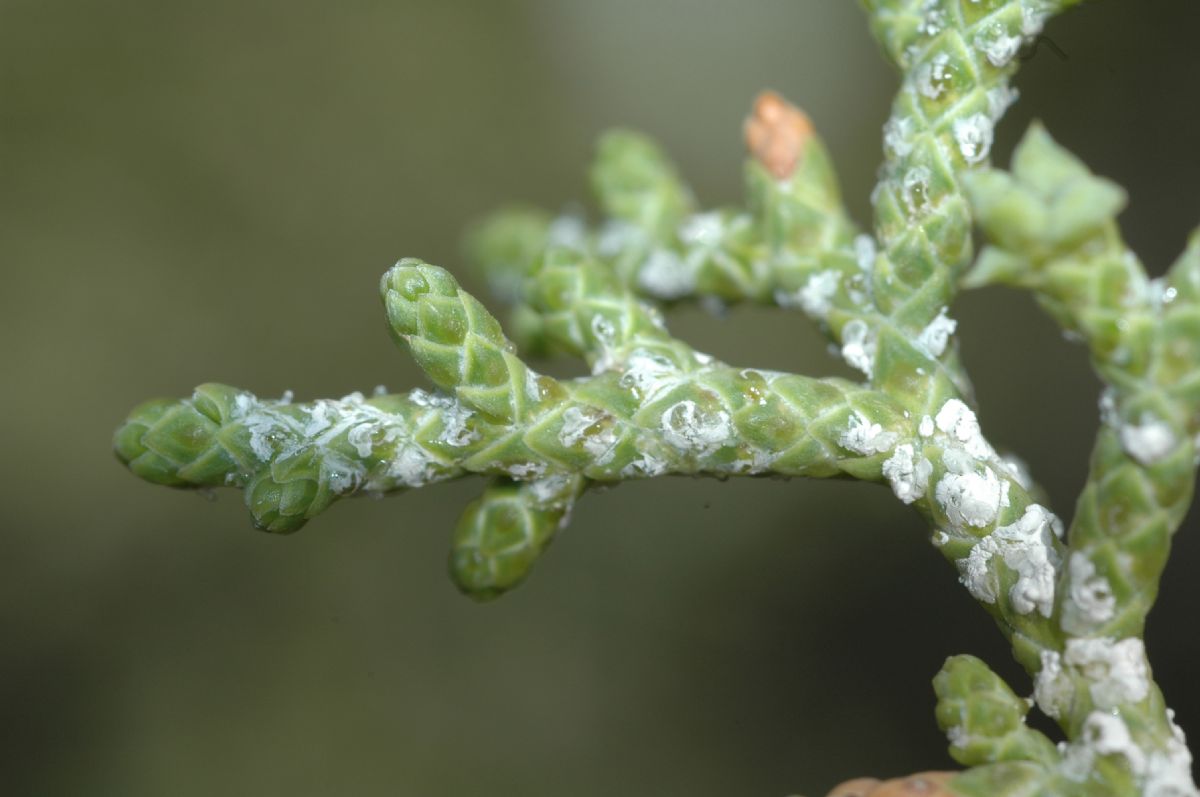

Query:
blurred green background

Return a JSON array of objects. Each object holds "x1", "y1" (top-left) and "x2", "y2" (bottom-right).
[{"x1": 3, "y1": 1, "x2": 1198, "y2": 794}]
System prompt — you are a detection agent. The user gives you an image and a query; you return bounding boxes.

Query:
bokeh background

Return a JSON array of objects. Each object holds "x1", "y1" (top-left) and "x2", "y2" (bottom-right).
[{"x1": 3, "y1": 1, "x2": 1199, "y2": 794}]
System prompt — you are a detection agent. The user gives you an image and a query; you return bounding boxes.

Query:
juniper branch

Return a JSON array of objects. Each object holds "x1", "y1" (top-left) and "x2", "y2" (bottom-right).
[
  {"x1": 958, "y1": 124, "x2": 1200, "y2": 793},
  {"x1": 112, "y1": 0, "x2": 1200, "y2": 794}
]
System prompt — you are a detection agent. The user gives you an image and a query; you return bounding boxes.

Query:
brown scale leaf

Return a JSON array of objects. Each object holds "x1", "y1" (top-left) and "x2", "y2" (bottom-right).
[{"x1": 744, "y1": 90, "x2": 815, "y2": 180}]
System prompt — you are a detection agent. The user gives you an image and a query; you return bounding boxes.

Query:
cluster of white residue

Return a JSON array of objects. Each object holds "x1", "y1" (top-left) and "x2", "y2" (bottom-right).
[
  {"x1": 902, "y1": 398, "x2": 1072, "y2": 619},
  {"x1": 1036, "y1": 637, "x2": 1150, "y2": 719},
  {"x1": 631, "y1": 211, "x2": 748, "y2": 302},
  {"x1": 1039, "y1": 636, "x2": 1197, "y2": 794},
  {"x1": 935, "y1": 450, "x2": 1005, "y2": 528},
  {"x1": 840, "y1": 319, "x2": 878, "y2": 378},
  {"x1": 659, "y1": 399, "x2": 734, "y2": 457},
  {"x1": 840, "y1": 411, "x2": 898, "y2": 455},
  {"x1": 916, "y1": 0, "x2": 946, "y2": 37},
  {"x1": 959, "y1": 503, "x2": 1061, "y2": 617},
  {"x1": 1058, "y1": 707, "x2": 1198, "y2": 794},
  {"x1": 590, "y1": 335, "x2": 737, "y2": 470},
  {"x1": 524, "y1": 472, "x2": 578, "y2": 511},
  {"x1": 558, "y1": 405, "x2": 619, "y2": 464},
  {"x1": 1100, "y1": 388, "x2": 1179, "y2": 465},
  {"x1": 588, "y1": 327, "x2": 755, "y2": 473},
  {"x1": 1061, "y1": 551, "x2": 1117, "y2": 633},
  {"x1": 916, "y1": 52, "x2": 953, "y2": 100},
  {"x1": 1120, "y1": 413, "x2": 1177, "y2": 466},
  {"x1": 776, "y1": 269, "x2": 842, "y2": 319},
  {"x1": 228, "y1": 388, "x2": 476, "y2": 494},
  {"x1": 616, "y1": 349, "x2": 683, "y2": 402},
  {"x1": 637, "y1": 248, "x2": 695, "y2": 300},
  {"x1": 953, "y1": 113, "x2": 995, "y2": 165},
  {"x1": 974, "y1": 21, "x2": 1023, "y2": 67},
  {"x1": 882, "y1": 443, "x2": 933, "y2": 504}
]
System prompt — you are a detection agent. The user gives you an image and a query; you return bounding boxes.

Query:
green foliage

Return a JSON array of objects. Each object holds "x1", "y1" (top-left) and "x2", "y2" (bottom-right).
[
  {"x1": 934, "y1": 655, "x2": 1058, "y2": 768},
  {"x1": 113, "y1": 1, "x2": 1199, "y2": 794}
]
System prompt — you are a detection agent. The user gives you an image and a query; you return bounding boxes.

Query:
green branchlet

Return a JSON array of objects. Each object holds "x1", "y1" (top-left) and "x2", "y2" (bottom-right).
[
  {"x1": 451, "y1": 475, "x2": 585, "y2": 600},
  {"x1": 963, "y1": 124, "x2": 1200, "y2": 797},
  {"x1": 934, "y1": 655, "x2": 1059, "y2": 768},
  {"x1": 590, "y1": 129, "x2": 696, "y2": 243}
]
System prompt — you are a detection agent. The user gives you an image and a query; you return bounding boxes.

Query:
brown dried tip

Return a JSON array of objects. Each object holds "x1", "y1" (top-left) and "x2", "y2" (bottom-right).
[
  {"x1": 744, "y1": 90, "x2": 815, "y2": 180},
  {"x1": 825, "y1": 772, "x2": 956, "y2": 797},
  {"x1": 826, "y1": 777, "x2": 882, "y2": 797}
]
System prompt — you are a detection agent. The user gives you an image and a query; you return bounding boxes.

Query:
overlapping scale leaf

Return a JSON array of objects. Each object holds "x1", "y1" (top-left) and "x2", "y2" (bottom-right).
[
  {"x1": 934, "y1": 655, "x2": 1059, "y2": 767},
  {"x1": 382, "y1": 259, "x2": 563, "y2": 425},
  {"x1": 590, "y1": 130, "x2": 695, "y2": 242},
  {"x1": 451, "y1": 475, "x2": 586, "y2": 600}
]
